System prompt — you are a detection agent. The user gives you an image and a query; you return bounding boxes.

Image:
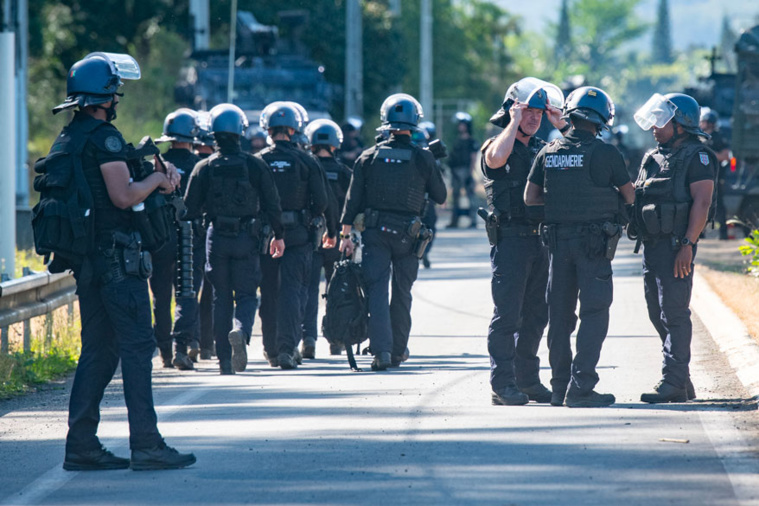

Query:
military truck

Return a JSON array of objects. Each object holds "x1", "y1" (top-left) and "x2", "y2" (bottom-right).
[{"x1": 175, "y1": 10, "x2": 333, "y2": 124}]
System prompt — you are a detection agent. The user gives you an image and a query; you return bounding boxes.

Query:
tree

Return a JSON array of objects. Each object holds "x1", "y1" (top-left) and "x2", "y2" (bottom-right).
[
  {"x1": 719, "y1": 13, "x2": 737, "y2": 72},
  {"x1": 652, "y1": 0, "x2": 673, "y2": 64},
  {"x1": 554, "y1": 0, "x2": 572, "y2": 64}
]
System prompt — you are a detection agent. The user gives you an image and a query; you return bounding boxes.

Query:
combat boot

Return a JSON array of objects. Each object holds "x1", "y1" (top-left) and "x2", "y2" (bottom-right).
[
  {"x1": 263, "y1": 350, "x2": 279, "y2": 367},
  {"x1": 329, "y1": 343, "x2": 344, "y2": 355},
  {"x1": 219, "y1": 359, "x2": 234, "y2": 375},
  {"x1": 565, "y1": 388, "x2": 615, "y2": 408},
  {"x1": 200, "y1": 348, "x2": 213, "y2": 360},
  {"x1": 63, "y1": 445, "x2": 130, "y2": 471},
  {"x1": 519, "y1": 383, "x2": 552, "y2": 403},
  {"x1": 390, "y1": 347, "x2": 410, "y2": 367},
  {"x1": 371, "y1": 352, "x2": 392, "y2": 371},
  {"x1": 172, "y1": 351, "x2": 194, "y2": 371},
  {"x1": 293, "y1": 347, "x2": 303, "y2": 365},
  {"x1": 188, "y1": 341, "x2": 200, "y2": 363},
  {"x1": 550, "y1": 389, "x2": 567, "y2": 407},
  {"x1": 686, "y1": 377, "x2": 697, "y2": 400},
  {"x1": 278, "y1": 353, "x2": 297, "y2": 370},
  {"x1": 491, "y1": 385, "x2": 529, "y2": 406},
  {"x1": 301, "y1": 337, "x2": 316, "y2": 359},
  {"x1": 228, "y1": 329, "x2": 247, "y2": 372},
  {"x1": 640, "y1": 381, "x2": 687, "y2": 404},
  {"x1": 130, "y1": 441, "x2": 196, "y2": 471},
  {"x1": 159, "y1": 347, "x2": 173, "y2": 369}
]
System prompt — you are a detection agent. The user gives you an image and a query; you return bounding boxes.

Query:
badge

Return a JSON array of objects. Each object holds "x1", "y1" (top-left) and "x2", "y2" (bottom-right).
[
  {"x1": 504, "y1": 163, "x2": 511, "y2": 174},
  {"x1": 104, "y1": 136, "x2": 123, "y2": 153},
  {"x1": 699, "y1": 152, "x2": 709, "y2": 166}
]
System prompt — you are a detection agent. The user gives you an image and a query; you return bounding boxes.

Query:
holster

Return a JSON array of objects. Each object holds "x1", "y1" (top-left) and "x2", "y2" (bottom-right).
[
  {"x1": 259, "y1": 222, "x2": 274, "y2": 255},
  {"x1": 477, "y1": 207, "x2": 500, "y2": 246},
  {"x1": 99, "y1": 231, "x2": 152, "y2": 284},
  {"x1": 540, "y1": 224, "x2": 556, "y2": 252},
  {"x1": 310, "y1": 215, "x2": 327, "y2": 251},
  {"x1": 602, "y1": 222, "x2": 622, "y2": 261},
  {"x1": 413, "y1": 226, "x2": 434, "y2": 259}
]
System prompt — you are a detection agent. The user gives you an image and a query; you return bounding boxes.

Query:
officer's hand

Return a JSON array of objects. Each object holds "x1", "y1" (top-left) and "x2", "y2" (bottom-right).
[
  {"x1": 510, "y1": 102, "x2": 526, "y2": 124},
  {"x1": 161, "y1": 160, "x2": 182, "y2": 189},
  {"x1": 545, "y1": 105, "x2": 567, "y2": 131},
  {"x1": 339, "y1": 237, "x2": 354, "y2": 257},
  {"x1": 270, "y1": 238, "x2": 285, "y2": 259},
  {"x1": 674, "y1": 245, "x2": 693, "y2": 278},
  {"x1": 156, "y1": 173, "x2": 176, "y2": 194},
  {"x1": 323, "y1": 233, "x2": 337, "y2": 249}
]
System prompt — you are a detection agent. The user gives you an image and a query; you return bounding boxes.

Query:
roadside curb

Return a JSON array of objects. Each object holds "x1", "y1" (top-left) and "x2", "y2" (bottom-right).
[{"x1": 692, "y1": 271, "x2": 759, "y2": 400}]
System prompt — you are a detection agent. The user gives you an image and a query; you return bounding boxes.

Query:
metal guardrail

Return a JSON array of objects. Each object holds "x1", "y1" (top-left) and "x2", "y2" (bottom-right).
[{"x1": 0, "y1": 272, "x2": 77, "y2": 353}]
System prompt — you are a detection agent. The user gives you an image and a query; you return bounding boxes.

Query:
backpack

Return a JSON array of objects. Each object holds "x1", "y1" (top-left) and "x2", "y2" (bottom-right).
[
  {"x1": 32, "y1": 128, "x2": 95, "y2": 273},
  {"x1": 322, "y1": 256, "x2": 369, "y2": 371}
]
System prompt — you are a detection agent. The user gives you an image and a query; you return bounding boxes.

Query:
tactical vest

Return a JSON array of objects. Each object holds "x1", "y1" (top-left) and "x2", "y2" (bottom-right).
[
  {"x1": 260, "y1": 145, "x2": 309, "y2": 211},
  {"x1": 163, "y1": 148, "x2": 200, "y2": 195},
  {"x1": 543, "y1": 137, "x2": 619, "y2": 225},
  {"x1": 634, "y1": 141, "x2": 717, "y2": 238},
  {"x1": 204, "y1": 152, "x2": 259, "y2": 219},
  {"x1": 320, "y1": 157, "x2": 350, "y2": 209},
  {"x1": 364, "y1": 143, "x2": 426, "y2": 215},
  {"x1": 484, "y1": 139, "x2": 544, "y2": 224}
]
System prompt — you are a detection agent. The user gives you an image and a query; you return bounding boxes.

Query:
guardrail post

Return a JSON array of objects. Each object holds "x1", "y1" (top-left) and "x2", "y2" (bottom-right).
[
  {"x1": 23, "y1": 318, "x2": 30, "y2": 354},
  {"x1": 44, "y1": 312, "x2": 53, "y2": 352},
  {"x1": 67, "y1": 301, "x2": 74, "y2": 325},
  {"x1": 1, "y1": 326, "x2": 7, "y2": 353}
]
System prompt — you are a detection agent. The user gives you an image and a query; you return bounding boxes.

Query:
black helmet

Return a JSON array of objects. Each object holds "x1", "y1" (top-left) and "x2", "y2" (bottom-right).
[
  {"x1": 53, "y1": 52, "x2": 141, "y2": 114},
  {"x1": 305, "y1": 119, "x2": 343, "y2": 149},
  {"x1": 193, "y1": 111, "x2": 215, "y2": 147},
  {"x1": 260, "y1": 102, "x2": 302, "y2": 131},
  {"x1": 209, "y1": 103, "x2": 248, "y2": 136},
  {"x1": 285, "y1": 102, "x2": 309, "y2": 132},
  {"x1": 418, "y1": 121, "x2": 437, "y2": 139},
  {"x1": 563, "y1": 86, "x2": 615, "y2": 129},
  {"x1": 244, "y1": 125, "x2": 268, "y2": 141},
  {"x1": 700, "y1": 107, "x2": 718, "y2": 125},
  {"x1": 453, "y1": 111, "x2": 472, "y2": 124},
  {"x1": 156, "y1": 108, "x2": 199, "y2": 143},
  {"x1": 378, "y1": 93, "x2": 423, "y2": 131},
  {"x1": 664, "y1": 93, "x2": 708, "y2": 137}
]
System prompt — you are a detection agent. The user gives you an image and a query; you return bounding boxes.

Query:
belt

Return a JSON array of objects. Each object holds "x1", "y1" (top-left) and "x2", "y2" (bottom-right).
[
  {"x1": 498, "y1": 223, "x2": 540, "y2": 237},
  {"x1": 548, "y1": 223, "x2": 605, "y2": 239}
]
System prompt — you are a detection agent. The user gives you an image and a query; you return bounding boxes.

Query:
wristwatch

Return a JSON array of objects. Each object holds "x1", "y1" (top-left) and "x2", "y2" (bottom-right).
[
  {"x1": 681, "y1": 236, "x2": 695, "y2": 247},
  {"x1": 340, "y1": 233, "x2": 352, "y2": 239}
]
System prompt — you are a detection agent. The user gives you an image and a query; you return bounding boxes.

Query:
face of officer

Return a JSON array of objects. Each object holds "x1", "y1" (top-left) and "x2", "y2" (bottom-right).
[
  {"x1": 519, "y1": 107, "x2": 543, "y2": 136},
  {"x1": 652, "y1": 121, "x2": 676, "y2": 145},
  {"x1": 699, "y1": 120, "x2": 715, "y2": 134}
]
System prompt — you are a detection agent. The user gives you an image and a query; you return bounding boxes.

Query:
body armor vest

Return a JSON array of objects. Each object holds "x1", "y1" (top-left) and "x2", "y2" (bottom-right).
[
  {"x1": 364, "y1": 144, "x2": 426, "y2": 215},
  {"x1": 484, "y1": 138, "x2": 544, "y2": 224},
  {"x1": 543, "y1": 137, "x2": 619, "y2": 225},
  {"x1": 163, "y1": 148, "x2": 200, "y2": 195},
  {"x1": 260, "y1": 145, "x2": 309, "y2": 211},
  {"x1": 634, "y1": 141, "x2": 716, "y2": 238},
  {"x1": 320, "y1": 157, "x2": 350, "y2": 208},
  {"x1": 205, "y1": 152, "x2": 259, "y2": 219}
]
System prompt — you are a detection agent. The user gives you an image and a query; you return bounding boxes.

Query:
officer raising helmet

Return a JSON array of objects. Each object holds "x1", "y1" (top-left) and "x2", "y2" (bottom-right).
[
  {"x1": 339, "y1": 93, "x2": 447, "y2": 371},
  {"x1": 41, "y1": 52, "x2": 195, "y2": 470},
  {"x1": 632, "y1": 92, "x2": 717, "y2": 403}
]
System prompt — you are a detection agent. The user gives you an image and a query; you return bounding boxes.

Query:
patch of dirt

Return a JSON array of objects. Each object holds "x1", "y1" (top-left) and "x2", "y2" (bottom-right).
[{"x1": 697, "y1": 263, "x2": 759, "y2": 348}]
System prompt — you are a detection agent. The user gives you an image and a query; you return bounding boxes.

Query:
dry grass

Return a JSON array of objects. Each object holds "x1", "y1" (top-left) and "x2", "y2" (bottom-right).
[{"x1": 698, "y1": 264, "x2": 759, "y2": 347}]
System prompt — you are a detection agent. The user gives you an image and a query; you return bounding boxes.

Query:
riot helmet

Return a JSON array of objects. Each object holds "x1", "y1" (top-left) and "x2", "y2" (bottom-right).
[
  {"x1": 209, "y1": 103, "x2": 248, "y2": 136},
  {"x1": 418, "y1": 121, "x2": 437, "y2": 140},
  {"x1": 259, "y1": 102, "x2": 302, "y2": 132},
  {"x1": 244, "y1": 125, "x2": 268, "y2": 141},
  {"x1": 489, "y1": 77, "x2": 564, "y2": 128},
  {"x1": 285, "y1": 102, "x2": 309, "y2": 132},
  {"x1": 634, "y1": 92, "x2": 708, "y2": 138},
  {"x1": 305, "y1": 119, "x2": 343, "y2": 149},
  {"x1": 343, "y1": 116, "x2": 364, "y2": 133},
  {"x1": 666, "y1": 93, "x2": 708, "y2": 137},
  {"x1": 378, "y1": 93, "x2": 423, "y2": 131},
  {"x1": 700, "y1": 107, "x2": 718, "y2": 125},
  {"x1": 194, "y1": 111, "x2": 215, "y2": 147},
  {"x1": 53, "y1": 52, "x2": 141, "y2": 116},
  {"x1": 156, "y1": 108, "x2": 199, "y2": 143},
  {"x1": 563, "y1": 86, "x2": 615, "y2": 130}
]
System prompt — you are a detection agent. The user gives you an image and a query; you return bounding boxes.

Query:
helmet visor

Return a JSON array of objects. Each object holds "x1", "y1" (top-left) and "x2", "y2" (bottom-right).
[
  {"x1": 85, "y1": 52, "x2": 141, "y2": 80},
  {"x1": 634, "y1": 93, "x2": 676, "y2": 130}
]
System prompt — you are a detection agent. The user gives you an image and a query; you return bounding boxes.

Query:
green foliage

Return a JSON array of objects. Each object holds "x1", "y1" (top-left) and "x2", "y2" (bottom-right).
[
  {"x1": 14, "y1": 249, "x2": 47, "y2": 279},
  {"x1": 652, "y1": 0, "x2": 673, "y2": 64},
  {"x1": 739, "y1": 229, "x2": 759, "y2": 276}
]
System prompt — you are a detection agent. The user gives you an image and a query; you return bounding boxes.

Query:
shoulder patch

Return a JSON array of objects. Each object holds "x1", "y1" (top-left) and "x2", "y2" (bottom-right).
[
  {"x1": 699, "y1": 152, "x2": 709, "y2": 166},
  {"x1": 104, "y1": 136, "x2": 123, "y2": 153}
]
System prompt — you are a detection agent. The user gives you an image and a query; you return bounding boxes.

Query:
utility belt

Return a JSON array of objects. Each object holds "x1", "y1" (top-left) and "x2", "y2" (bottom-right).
[
  {"x1": 95, "y1": 230, "x2": 153, "y2": 284},
  {"x1": 541, "y1": 221, "x2": 622, "y2": 260},
  {"x1": 477, "y1": 207, "x2": 540, "y2": 246},
  {"x1": 211, "y1": 216, "x2": 262, "y2": 239},
  {"x1": 364, "y1": 208, "x2": 432, "y2": 259},
  {"x1": 281, "y1": 209, "x2": 311, "y2": 228}
]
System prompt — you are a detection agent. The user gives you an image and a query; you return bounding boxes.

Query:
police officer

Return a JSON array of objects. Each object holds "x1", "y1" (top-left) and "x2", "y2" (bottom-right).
[
  {"x1": 302, "y1": 119, "x2": 351, "y2": 357},
  {"x1": 525, "y1": 86, "x2": 635, "y2": 407},
  {"x1": 257, "y1": 102, "x2": 328, "y2": 369},
  {"x1": 192, "y1": 111, "x2": 216, "y2": 360},
  {"x1": 245, "y1": 125, "x2": 269, "y2": 154},
  {"x1": 155, "y1": 108, "x2": 201, "y2": 370},
  {"x1": 481, "y1": 78, "x2": 567, "y2": 406},
  {"x1": 415, "y1": 121, "x2": 444, "y2": 269},
  {"x1": 338, "y1": 116, "x2": 365, "y2": 169},
  {"x1": 447, "y1": 112, "x2": 479, "y2": 229},
  {"x1": 340, "y1": 93, "x2": 447, "y2": 370},
  {"x1": 632, "y1": 93, "x2": 717, "y2": 402},
  {"x1": 699, "y1": 108, "x2": 731, "y2": 240},
  {"x1": 49, "y1": 53, "x2": 194, "y2": 470},
  {"x1": 184, "y1": 104, "x2": 285, "y2": 375}
]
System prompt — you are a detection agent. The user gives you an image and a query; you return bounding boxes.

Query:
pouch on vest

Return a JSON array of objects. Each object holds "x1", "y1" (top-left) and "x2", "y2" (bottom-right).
[
  {"x1": 673, "y1": 202, "x2": 690, "y2": 236},
  {"x1": 659, "y1": 203, "x2": 676, "y2": 234},
  {"x1": 641, "y1": 204, "x2": 661, "y2": 236},
  {"x1": 214, "y1": 216, "x2": 241, "y2": 237}
]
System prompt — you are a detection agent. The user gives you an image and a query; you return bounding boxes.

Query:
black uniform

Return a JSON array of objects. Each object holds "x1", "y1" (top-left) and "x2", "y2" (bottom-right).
[
  {"x1": 705, "y1": 130, "x2": 730, "y2": 239},
  {"x1": 162, "y1": 148, "x2": 201, "y2": 358},
  {"x1": 193, "y1": 150, "x2": 214, "y2": 358},
  {"x1": 303, "y1": 155, "x2": 351, "y2": 344},
  {"x1": 448, "y1": 136, "x2": 479, "y2": 226},
  {"x1": 528, "y1": 129, "x2": 629, "y2": 396},
  {"x1": 257, "y1": 140, "x2": 328, "y2": 362},
  {"x1": 183, "y1": 137, "x2": 283, "y2": 368},
  {"x1": 482, "y1": 135, "x2": 549, "y2": 394},
  {"x1": 341, "y1": 134, "x2": 447, "y2": 359},
  {"x1": 634, "y1": 139, "x2": 717, "y2": 389},
  {"x1": 61, "y1": 112, "x2": 163, "y2": 453}
]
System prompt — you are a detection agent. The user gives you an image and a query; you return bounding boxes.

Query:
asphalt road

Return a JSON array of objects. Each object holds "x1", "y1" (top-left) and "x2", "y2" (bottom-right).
[{"x1": 1, "y1": 229, "x2": 758, "y2": 505}]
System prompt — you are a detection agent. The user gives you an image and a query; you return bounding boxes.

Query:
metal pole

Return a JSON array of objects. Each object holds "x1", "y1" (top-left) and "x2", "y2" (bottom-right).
[
  {"x1": 226, "y1": 0, "x2": 237, "y2": 103},
  {"x1": 344, "y1": 0, "x2": 363, "y2": 119},
  {"x1": 15, "y1": 0, "x2": 27, "y2": 208},
  {"x1": 0, "y1": 30, "x2": 17, "y2": 280},
  {"x1": 419, "y1": 0, "x2": 433, "y2": 118}
]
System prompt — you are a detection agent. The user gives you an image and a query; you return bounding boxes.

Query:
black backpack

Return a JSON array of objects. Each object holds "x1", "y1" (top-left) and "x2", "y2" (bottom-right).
[
  {"x1": 322, "y1": 256, "x2": 368, "y2": 371},
  {"x1": 32, "y1": 126, "x2": 95, "y2": 273}
]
